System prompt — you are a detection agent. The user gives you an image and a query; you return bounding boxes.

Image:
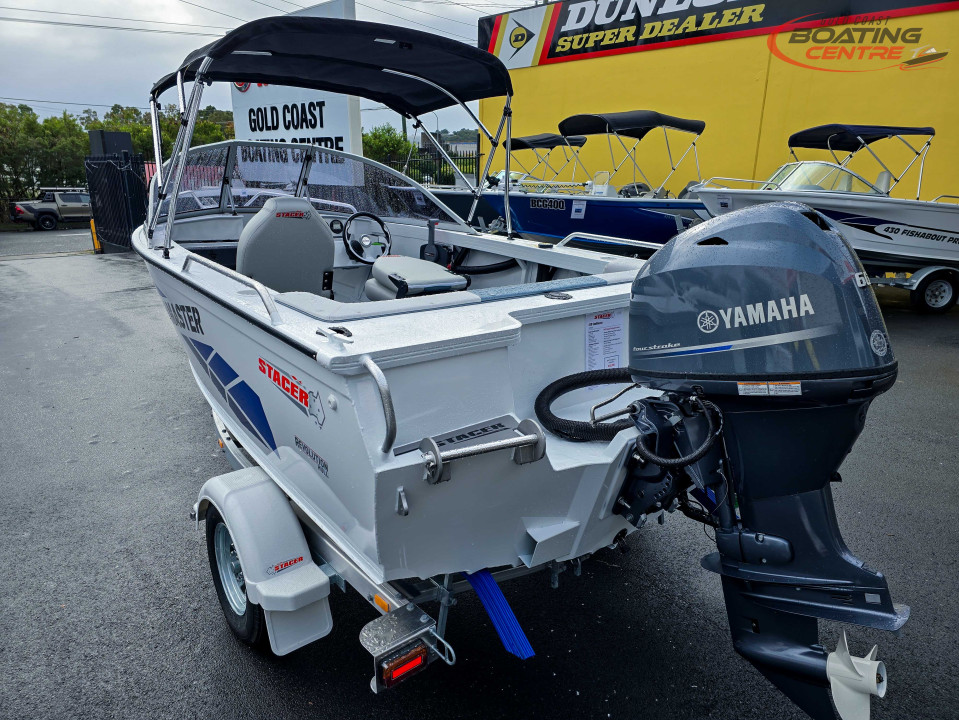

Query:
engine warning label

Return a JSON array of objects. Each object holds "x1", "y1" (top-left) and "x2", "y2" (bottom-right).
[
  {"x1": 768, "y1": 381, "x2": 802, "y2": 396},
  {"x1": 737, "y1": 382, "x2": 769, "y2": 396},
  {"x1": 737, "y1": 381, "x2": 803, "y2": 396}
]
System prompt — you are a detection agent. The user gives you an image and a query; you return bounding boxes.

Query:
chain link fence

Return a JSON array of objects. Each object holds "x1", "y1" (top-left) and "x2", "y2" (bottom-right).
[{"x1": 83, "y1": 153, "x2": 150, "y2": 252}]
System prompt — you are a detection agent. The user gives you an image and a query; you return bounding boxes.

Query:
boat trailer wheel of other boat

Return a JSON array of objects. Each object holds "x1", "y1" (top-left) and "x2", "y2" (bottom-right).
[{"x1": 535, "y1": 203, "x2": 907, "y2": 720}]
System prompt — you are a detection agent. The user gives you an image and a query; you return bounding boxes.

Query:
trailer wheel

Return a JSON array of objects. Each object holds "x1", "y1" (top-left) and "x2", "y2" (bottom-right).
[
  {"x1": 911, "y1": 272, "x2": 957, "y2": 314},
  {"x1": 206, "y1": 507, "x2": 268, "y2": 648},
  {"x1": 36, "y1": 214, "x2": 57, "y2": 231}
]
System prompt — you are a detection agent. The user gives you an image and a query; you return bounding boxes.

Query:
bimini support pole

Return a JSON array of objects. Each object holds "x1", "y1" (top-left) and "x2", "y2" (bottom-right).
[
  {"x1": 468, "y1": 107, "x2": 508, "y2": 224},
  {"x1": 503, "y1": 99, "x2": 513, "y2": 239},
  {"x1": 147, "y1": 76, "x2": 198, "y2": 240},
  {"x1": 149, "y1": 95, "x2": 164, "y2": 190},
  {"x1": 162, "y1": 57, "x2": 212, "y2": 257}
]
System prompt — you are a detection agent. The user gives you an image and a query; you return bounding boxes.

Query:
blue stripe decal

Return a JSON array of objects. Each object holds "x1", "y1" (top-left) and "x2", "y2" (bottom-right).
[
  {"x1": 209, "y1": 353, "x2": 239, "y2": 386},
  {"x1": 229, "y1": 381, "x2": 277, "y2": 451},
  {"x1": 190, "y1": 338, "x2": 215, "y2": 361}
]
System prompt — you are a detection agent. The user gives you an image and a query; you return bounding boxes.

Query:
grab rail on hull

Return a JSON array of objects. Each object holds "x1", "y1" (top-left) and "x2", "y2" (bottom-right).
[
  {"x1": 420, "y1": 418, "x2": 546, "y2": 484},
  {"x1": 361, "y1": 355, "x2": 397, "y2": 454},
  {"x1": 181, "y1": 253, "x2": 282, "y2": 325}
]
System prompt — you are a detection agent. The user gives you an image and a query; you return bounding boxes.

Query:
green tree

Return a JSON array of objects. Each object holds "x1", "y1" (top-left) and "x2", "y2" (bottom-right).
[
  {"x1": 362, "y1": 123, "x2": 414, "y2": 163},
  {"x1": 0, "y1": 104, "x2": 44, "y2": 202}
]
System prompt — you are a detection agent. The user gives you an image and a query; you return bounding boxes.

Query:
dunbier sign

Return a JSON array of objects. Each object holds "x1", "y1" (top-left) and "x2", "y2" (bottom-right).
[{"x1": 478, "y1": 0, "x2": 959, "y2": 69}]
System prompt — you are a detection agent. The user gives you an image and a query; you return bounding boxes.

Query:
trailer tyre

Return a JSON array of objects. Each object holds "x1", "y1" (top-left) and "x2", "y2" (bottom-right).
[
  {"x1": 911, "y1": 272, "x2": 957, "y2": 314},
  {"x1": 205, "y1": 507, "x2": 268, "y2": 649},
  {"x1": 36, "y1": 214, "x2": 57, "y2": 231}
]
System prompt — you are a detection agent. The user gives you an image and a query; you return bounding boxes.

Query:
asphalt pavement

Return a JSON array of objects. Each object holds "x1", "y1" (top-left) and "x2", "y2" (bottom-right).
[
  {"x1": 0, "y1": 250, "x2": 956, "y2": 720},
  {"x1": 0, "y1": 227, "x2": 95, "y2": 257}
]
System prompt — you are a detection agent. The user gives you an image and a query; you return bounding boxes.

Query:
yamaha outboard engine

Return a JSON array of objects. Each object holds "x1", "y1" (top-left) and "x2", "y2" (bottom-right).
[{"x1": 535, "y1": 202, "x2": 907, "y2": 720}]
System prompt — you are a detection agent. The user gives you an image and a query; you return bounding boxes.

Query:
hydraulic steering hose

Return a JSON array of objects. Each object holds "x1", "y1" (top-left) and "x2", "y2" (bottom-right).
[
  {"x1": 535, "y1": 370, "x2": 724, "y2": 459},
  {"x1": 535, "y1": 368, "x2": 634, "y2": 442},
  {"x1": 632, "y1": 395, "x2": 723, "y2": 469}
]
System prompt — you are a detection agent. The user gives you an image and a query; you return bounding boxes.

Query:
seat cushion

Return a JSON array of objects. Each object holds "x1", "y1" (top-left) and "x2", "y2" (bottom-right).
[
  {"x1": 236, "y1": 196, "x2": 335, "y2": 297},
  {"x1": 368, "y1": 256, "x2": 468, "y2": 299}
]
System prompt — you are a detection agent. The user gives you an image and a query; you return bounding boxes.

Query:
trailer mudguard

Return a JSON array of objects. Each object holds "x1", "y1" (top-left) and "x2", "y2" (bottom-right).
[{"x1": 195, "y1": 467, "x2": 333, "y2": 655}]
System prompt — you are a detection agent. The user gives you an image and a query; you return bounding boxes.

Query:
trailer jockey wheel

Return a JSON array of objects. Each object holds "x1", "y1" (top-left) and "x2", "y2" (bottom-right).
[
  {"x1": 911, "y1": 271, "x2": 957, "y2": 314},
  {"x1": 206, "y1": 507, "x2": 268, "y2": 649}
]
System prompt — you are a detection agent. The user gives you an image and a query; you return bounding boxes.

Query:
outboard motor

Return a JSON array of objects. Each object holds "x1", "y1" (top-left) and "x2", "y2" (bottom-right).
[
  {"x1": 535, "y1": 202, "x2": 907, "y2": 720},
  {"x1": 626, "y1": 202, "x2": 906, "y2": 720}
]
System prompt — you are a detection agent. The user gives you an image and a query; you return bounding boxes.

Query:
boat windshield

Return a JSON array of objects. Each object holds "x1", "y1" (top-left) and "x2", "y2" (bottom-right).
[
  {"x1": 765, "y1": 161, "x2": 879, "y2": 194},
  {"x1": 155, "y1": 141, "x2": 460, "y2": 225}
]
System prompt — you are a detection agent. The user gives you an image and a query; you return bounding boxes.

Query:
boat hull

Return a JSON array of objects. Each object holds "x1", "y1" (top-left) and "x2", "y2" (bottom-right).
[
  {"x1": 135, "y1": 230, "x2": 642, "y2": 585},
  {"x1": 696, "y1": 187, "x2": 959, "y2": 272},
  {"x1": 484, "y1": 192, "x2": 704, "y2": 244}
]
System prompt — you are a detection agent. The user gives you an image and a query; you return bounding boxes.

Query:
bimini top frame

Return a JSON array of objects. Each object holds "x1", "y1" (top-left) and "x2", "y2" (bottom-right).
[
  {"x1": 147, "y1": 16, "x2": 516, "y2": 249},
  {"x1": 557, "y1": 110, "x2": 706, "y2": 197},
  {"x1": 787, "y1": 123, "x2": 936, "y2": 199},
  {"x1": 504, "y1": 134, "x2": 588, "y2": 190}
]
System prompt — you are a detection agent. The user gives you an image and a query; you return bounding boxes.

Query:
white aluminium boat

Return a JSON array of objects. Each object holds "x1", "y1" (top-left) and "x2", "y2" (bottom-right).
[
  {"x1": 134, "y1": 18, "x2": 909, "y2": 719},
  {"x1": 695, "y1": 124, "x2": 959, "y2": 311}
]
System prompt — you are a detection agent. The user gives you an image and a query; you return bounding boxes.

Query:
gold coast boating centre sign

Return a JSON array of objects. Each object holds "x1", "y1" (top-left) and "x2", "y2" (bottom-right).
[{"x1": 479, "y1": 0, "x2": 959, "y2": 69}]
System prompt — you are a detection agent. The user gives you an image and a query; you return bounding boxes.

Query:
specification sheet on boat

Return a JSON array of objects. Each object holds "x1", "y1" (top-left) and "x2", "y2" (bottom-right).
[{"x1": 585, "y1": 310, "x2": 625, "y2": 370}]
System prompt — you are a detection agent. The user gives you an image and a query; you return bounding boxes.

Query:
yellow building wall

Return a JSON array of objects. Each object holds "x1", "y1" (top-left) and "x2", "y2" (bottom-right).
[{"x1": 480, "y1": 10, "x2": 959, "y2": 201}]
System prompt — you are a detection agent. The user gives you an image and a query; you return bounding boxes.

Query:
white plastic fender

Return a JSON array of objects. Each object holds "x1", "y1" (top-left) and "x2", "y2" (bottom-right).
[
  {"x1": 826, "y1": 631, "x2": 887, "y2": 720},
  {"x1": 195, "y1": 466, "x2": 333, "y2": 655}
]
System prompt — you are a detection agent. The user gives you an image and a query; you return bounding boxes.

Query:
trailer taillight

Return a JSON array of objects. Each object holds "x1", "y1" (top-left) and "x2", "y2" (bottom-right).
[{"x1": 380, "y1": 642, "x2": 428, "y2": 688}]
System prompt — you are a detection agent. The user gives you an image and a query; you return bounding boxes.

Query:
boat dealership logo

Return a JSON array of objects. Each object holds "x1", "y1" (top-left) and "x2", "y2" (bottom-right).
[
  {"x1": 234, "y1": 82, "x2": 251, "y2": 93},
  {"x1": 697, "y1": 295, "x2": 815, "y2": 333},
  {"x1": 769, "y1": 15, "x2": 949, "y2": 73},
  {"x1": 479, "y1": 1, "x2": 958, "y2": 70},
  {"x1": 258, "y1": 357, "x2": 325, "y2": 427}
]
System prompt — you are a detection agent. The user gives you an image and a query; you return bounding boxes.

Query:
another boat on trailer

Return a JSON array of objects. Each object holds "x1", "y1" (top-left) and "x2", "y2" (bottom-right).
[
  {"x1": 480, "y1": 111, "x2": 709, "y2": 247},
  {"x1": 135, "y1": 17, "x2": 910, "y2": 719},
  {"x1": 694, "y1": 124, "x2": 959, "y2": 312}
]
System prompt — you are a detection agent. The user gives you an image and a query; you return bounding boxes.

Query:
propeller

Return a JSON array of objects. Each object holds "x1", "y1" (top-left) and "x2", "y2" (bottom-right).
[{"x1": 826, "y1": 631, "x2": 887, "y2": 720}]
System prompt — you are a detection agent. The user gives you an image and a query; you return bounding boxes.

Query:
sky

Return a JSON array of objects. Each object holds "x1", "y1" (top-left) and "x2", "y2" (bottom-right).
[{"x1": 0, "y1": 0, "x2": 524, "y2": 136}]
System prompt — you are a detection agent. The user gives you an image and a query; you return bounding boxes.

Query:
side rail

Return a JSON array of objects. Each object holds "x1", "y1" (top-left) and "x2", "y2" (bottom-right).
[
  {"x1": 932, "y1": 194, "x2": 959, "y2": 204},
  {"x1": 181, "y1": 252, "x2": 282, "y2": 325},
  {"x1": 697, "y1": 177, "x2": 782, "y2": 190},
  {"x1": 557, "y1": 232, "x2": 663, "y2": 253}
]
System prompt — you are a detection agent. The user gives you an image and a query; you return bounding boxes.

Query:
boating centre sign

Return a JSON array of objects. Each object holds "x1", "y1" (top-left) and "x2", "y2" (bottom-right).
[
  {"x1": 230, "y1": 0, "x2": 362, "y2": 155},
  {"x1": 479, "y1": 0, "x2": 959, "y2": 68}
]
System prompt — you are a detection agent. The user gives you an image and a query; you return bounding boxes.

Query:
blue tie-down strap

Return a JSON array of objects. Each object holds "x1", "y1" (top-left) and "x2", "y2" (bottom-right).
[{"x1": 465, "y1": 569, "x2": 535, "y2": 660}]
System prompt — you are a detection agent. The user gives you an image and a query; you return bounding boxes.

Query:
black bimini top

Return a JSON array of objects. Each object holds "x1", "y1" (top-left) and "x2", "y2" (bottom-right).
[
  {"x1": 558, "y1": 110, "x2": 705, "y2": 140},
  {"x1": 788, "y1": 124, "x2": 935, "y2": 152},
  {"x1": 508, "y1": 133, "x2": 587, "y2": 151},
  {"x1": 151, "y1": 16, "x2": 512, "y2": 117}
]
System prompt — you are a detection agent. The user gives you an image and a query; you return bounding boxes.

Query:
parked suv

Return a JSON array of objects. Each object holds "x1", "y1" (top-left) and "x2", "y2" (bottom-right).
[{"x1": 8, "y1": 187, "x2": 91, "y2": 230}]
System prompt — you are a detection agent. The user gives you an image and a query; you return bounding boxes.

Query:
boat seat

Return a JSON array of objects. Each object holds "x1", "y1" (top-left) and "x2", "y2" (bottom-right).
[
  {"x1": 875, "y1": 170, "x2": 893, "y2": 194},
  {"x1": 364, "y1": 255, "x2": 469, "y2": 300},
  {"x1": 236, "y1": 196, "x2": 335, "y2": 297}
]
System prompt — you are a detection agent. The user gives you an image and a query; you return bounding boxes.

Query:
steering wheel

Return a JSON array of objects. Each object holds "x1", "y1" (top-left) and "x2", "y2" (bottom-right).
[{"x1": 343, "y1": 212, "x2": 391, "y2": 265}]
